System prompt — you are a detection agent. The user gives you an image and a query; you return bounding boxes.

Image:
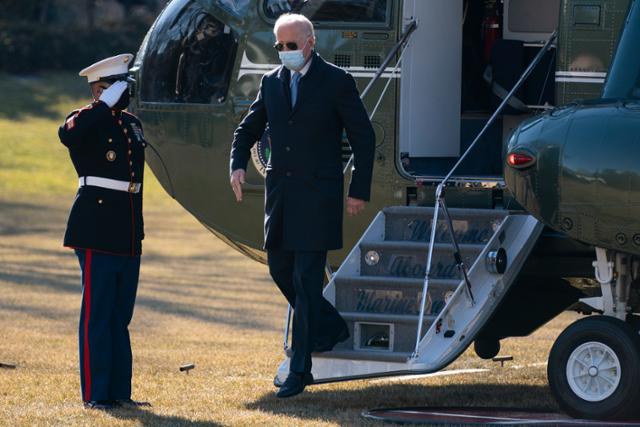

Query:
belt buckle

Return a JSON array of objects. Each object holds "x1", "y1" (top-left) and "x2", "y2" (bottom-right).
[{"x1": 128, "y1": 183, "x2": 140, "y2": 193}]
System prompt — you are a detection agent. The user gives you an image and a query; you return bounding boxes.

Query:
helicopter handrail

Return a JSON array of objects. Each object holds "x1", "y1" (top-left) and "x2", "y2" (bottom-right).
[{"x1": 411, "y1": 30, "x2": 558, "y2": 359}]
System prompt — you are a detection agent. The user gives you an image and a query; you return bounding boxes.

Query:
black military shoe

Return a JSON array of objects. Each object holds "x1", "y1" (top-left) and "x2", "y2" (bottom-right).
[
  {"x1": 313, "y1": 326, "x2": 349, "y2": 353},
  {"x1": 83, "y1": 400, "x2": 115, "y2": 410},
  {"x1": 276, "y1": 372, "x2": 314, "y2": 398},
  {"x1": 116, "y1": 398, "x2": 152, "y2": 408}
]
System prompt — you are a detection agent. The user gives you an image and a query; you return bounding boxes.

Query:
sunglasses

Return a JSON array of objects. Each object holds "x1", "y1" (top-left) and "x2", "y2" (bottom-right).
[
  {"x1": 273, "y1": 41, "x2": 300, "y2": 52},
  {"x1": 273, "y1": 37, "x2": 311, "y2": 52}
]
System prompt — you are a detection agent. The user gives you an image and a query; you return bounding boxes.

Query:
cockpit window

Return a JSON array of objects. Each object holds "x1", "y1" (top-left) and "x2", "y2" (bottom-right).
[
  {"x1": 140, "y1": 0, "x2": 237, "y2": 104},
  {"x1": 217, "y1": 0, "x2": 251, "y2": 16},
  {"x1": 264, "y1": 0, "x2": 388, "y2": 23}
]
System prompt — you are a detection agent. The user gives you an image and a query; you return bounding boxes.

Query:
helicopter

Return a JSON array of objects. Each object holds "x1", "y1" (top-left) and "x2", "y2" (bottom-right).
[{"x1": 129, "y1": 0, "x2": 640, "y2": 420}]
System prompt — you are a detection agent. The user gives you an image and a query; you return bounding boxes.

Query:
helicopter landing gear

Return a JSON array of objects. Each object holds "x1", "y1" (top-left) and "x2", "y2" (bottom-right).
[
  {"x1": 548, "y1": 248, "x2": 640, "y2": 419},
  {"x1": 548, "y1": 316, "x2": 640, "y2": 419},
  {"x1": 580, "y1": 247, "x2": 637, "y2": 320}
]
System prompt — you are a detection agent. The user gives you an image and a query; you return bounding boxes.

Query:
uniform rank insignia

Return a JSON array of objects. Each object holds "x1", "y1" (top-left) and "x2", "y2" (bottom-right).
[
  {"x1": 130, "y1": 123, "x2": 144, "y2": 142},
  {"x1": 65, "y1": 115, "x2": 76, "y2": 130}
]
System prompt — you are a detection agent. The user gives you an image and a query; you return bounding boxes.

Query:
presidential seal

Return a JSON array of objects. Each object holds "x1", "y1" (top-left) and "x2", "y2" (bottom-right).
[{"x1": 250, "y1": 127, "x2": 271, "y2": 177}]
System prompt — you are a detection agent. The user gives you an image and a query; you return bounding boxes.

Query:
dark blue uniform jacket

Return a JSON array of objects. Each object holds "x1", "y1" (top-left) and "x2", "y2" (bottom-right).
[
  {"x1": 58, "y1": 101, "x2": 145, "y2": 256},
  {"x1": 230, "y1": 53, "x2": 375, "y2": 251}
]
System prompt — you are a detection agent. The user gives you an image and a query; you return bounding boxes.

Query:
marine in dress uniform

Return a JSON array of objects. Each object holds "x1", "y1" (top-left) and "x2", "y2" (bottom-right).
[
  {"x1": 230, "y1": 14, "x2": 375, "y2": 398},
  {"x1": 58, "y1": 54, "x2": 149, "y2": 410}
]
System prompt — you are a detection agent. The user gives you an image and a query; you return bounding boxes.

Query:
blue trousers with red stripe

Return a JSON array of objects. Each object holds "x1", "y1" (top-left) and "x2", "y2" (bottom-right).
[{"x1": 75, "y1": 249, "x2": 140, "y2": 402}]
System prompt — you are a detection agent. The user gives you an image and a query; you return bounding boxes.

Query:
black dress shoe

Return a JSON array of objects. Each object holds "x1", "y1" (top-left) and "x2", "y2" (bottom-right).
[
  {"x1": 276, "y1": 372, "x2": 313, "y2": 398},
  {"x1": 313, "y1": 326, "x2": 349, "y2": 352},
  {"x1": 116, "y1": 398, "x2": 152, "y2": 408},
  {"x1": 83, "y1": 400, "x2": 115, "y2": 410}
]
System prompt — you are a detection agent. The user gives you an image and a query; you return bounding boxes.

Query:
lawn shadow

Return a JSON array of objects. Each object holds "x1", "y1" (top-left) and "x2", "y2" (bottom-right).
[
  {"x1": 0, "y1": 260, "x2": 280, "y2": 331},
  {"x1": 0, "y1": 73, "x2": 87, "y2": 120},
  {"x1": 0, "y1": 200, "x2": 69, "y2": 237},
  {"x1": 107, "y1": 406, "x2": 223, "y2": 427},
  {"x1": 246, "y1": 382, "x2": 557, "y2": 425}
]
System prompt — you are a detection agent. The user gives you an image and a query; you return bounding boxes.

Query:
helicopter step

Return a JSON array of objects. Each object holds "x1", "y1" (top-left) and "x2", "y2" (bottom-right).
[
  {"x1": 330, "y1": 276, "x2": 456, "y2": 355},
  {"x1": 275, "y1": 206, "x2": 543, "y2": 384},
  {"x1": 358, "y1": 241, "x2": 485, "y2": 279}
]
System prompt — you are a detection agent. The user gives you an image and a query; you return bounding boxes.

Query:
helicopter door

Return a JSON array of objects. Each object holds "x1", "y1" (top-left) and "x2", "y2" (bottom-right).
[
  {"x1": 398, "y1": 0, "x2": 559, "y2": 180},
  {"x1": 399, "y1": 0, "x2": 462, "y2": 159}
]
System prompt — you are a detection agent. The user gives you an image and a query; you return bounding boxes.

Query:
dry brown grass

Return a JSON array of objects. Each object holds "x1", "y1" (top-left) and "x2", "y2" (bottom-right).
[
  {"x1": 0, "y1": 194, "x2": 581, "y2": 426},
  {"x1": 0, "y1": 72, "x2": 581, "y2": 426}
]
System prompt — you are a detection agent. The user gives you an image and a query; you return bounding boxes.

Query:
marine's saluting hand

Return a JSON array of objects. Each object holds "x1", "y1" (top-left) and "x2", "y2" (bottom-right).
[
  {"x1": 230, "y1": 169, "x2": 246, "y2": 202},
  {"x1": 98, "y1": 80, "x2": 128, "y2": 108}
]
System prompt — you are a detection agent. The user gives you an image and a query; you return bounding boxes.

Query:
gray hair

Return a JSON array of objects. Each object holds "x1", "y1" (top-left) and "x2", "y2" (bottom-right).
[{"x1": 273, "y1": 13, "x2": 315, "y2": 38}]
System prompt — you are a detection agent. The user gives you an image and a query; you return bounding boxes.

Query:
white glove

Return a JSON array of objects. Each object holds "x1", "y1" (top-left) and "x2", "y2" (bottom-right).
[{"x1": 99, "y1": 81, "x2": 128, "y2": 108}]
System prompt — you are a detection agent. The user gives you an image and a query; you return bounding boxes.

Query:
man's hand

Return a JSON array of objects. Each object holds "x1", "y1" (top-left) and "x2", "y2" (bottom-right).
[
  {"x1": 99, "y1": 81, "x2": 128, "y2": 108},
  {"x1": 346, "y1": 197, "x2": 366, "y2": 216},
  {"x1": 230, "y1": 169, "x2": 246, "y2": 202}
]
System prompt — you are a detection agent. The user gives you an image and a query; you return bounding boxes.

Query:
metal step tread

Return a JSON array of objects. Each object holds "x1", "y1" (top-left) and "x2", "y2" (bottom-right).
[
  {"x1": 360, "y1": 240, "x2": 486, "y2": 251},
  {"x1": 340, "y1": 311, "x2": 435, "y2": 324},
  {"x1": 285, "y1": 348, "x2": 413, "y2": 363},
  {"x1": 383, "y1": 206, "x2": 513, "y2": 218},
  {"x1": 311, "y1": 349, "x2": 412, "y2": 363},
  {"x1": 334, "y1": 275, "x2": 460, "y2": 289}
]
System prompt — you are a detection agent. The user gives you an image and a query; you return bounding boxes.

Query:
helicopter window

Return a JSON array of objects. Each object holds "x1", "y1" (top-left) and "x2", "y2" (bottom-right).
[
  {"x1": 216, "y1": 0, "x2": 251, "y2": 16},
  {"x1": 140, "y1": 0, "x2": 237, "y2": 104},
  {"x1": 264, "y1": 0, "x2": 388, "y2": 23}
]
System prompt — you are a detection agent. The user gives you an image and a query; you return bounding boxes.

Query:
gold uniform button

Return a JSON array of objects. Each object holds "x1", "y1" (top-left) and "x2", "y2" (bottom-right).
[
  {"x1": 128, "y1": 138, "x2": 132, "y2": 143},
  {"x1": 118, "y1": 120, "x2": 123, "y2": 125},
  {"x1": 111, "y1": 111, "x2": 116, "y2": 116},
  {"x1": 128, "y1": 150, "x2": 132, "y2": 155},
  {"x1": 106, "y1": 150, "x2": 116, "y2": 161},
  {"x1": 124, "y1": 128, "x2": 128, "y2": 134},
  {"x1": 129, "y1": 161, "x2": 133, "y2": 166},
  {"x1": 98, "y1": 199, "x2": 103, "y2": 204},
  {"x1": 131, "y1": 172, "x2": 135, "y2": 177},
  {"x1": 142, "y1": 142, "x2": 146, "y2": 147},
  {"x1": 108, "y1": 138, "x2": 113, "y2": 143}
]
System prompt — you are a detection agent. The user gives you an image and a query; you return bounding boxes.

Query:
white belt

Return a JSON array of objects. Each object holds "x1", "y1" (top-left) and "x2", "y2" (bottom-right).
[{"x1": 79, "y1": 176, "x2": 141, "y2": 193}]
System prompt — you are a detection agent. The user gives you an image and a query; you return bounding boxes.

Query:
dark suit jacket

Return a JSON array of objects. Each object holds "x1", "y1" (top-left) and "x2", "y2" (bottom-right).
[
  {"x1": 58, "y1": 102, "x2": 146, "y2": 256},
  {"x1": 230, "y1": 52, "x2": 375, "y2": 251}
]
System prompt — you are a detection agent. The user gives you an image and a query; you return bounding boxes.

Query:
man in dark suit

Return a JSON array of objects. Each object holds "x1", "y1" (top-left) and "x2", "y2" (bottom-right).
[{"x1": 230, "y1": 13, "x2": 375, "y2": 398}]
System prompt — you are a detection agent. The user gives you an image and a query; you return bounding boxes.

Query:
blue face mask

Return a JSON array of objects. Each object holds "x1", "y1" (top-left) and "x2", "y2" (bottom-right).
[{"x1": 278, "y1": 39, "x2": 309, "y2": 71}]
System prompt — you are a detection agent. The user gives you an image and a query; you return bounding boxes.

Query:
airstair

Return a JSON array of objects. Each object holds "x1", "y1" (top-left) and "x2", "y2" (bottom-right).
[
  {"x1": 275, "y1": 207, "x2": 543, "y2": 384},
  {"x1": 275, "y1": 25, "x2": 556, "y2": 386}
]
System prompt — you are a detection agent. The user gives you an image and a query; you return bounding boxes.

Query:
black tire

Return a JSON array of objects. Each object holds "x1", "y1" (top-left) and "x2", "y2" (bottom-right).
[{"x1": 547, "y1": 315, "x2": 640, "y2": 419}]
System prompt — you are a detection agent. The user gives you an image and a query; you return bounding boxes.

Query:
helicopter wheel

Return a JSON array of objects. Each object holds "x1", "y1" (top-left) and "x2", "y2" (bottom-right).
[{"x1": 547, "y1": 315, "x2": 640, "y2": 420}]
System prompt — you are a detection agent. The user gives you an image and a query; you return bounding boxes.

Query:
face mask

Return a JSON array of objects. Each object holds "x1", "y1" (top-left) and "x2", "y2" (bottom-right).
[
  {"x1": 113, "y1": 87, "x2": 130, "y2": 110},
  {"x1": 278, "y1": 39, "x2": 309, "y2": 71}
]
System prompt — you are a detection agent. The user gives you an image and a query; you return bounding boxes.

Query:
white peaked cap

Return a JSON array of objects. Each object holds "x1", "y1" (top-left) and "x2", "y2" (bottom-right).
[{"x1": 79, "y1": 53, "x2": 134, "y2": 83}]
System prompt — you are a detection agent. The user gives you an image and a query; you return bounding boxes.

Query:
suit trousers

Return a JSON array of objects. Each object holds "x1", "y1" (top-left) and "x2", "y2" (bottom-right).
[
  {"x1": 75, "y1": 249, "x2": 140, "y2": 402},
  {"x1": 267, "y1": 249, "x2": 347, "y2": 374}
]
